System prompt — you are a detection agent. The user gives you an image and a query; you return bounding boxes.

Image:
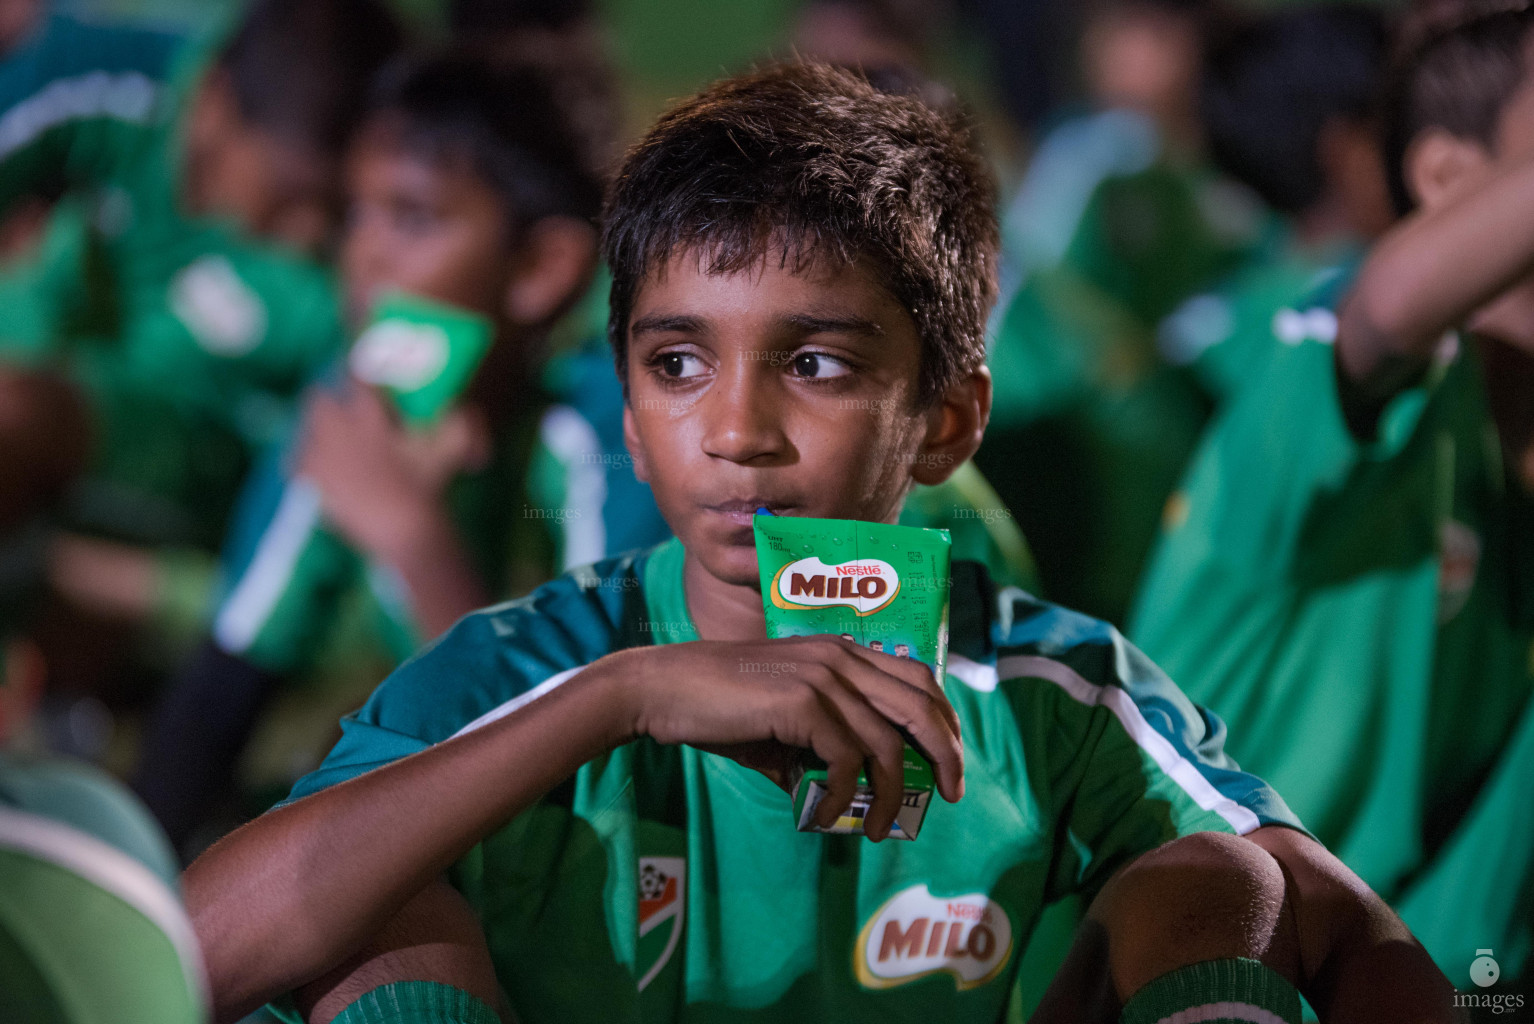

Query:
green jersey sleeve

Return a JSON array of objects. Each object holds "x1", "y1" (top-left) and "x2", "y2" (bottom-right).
[
  {"x1": 0, "y1": 13, "x2": 181, "y2": 216},
  {"x1": 212, "y1": 469, "x2": 367, "y2": 676},
  {"x1": 280, "y1": 551, "x2": 647, "y2": 805},
  {"x1": 0, "y1": 755, "x2": 205, "y2": 1024},
  {"x1": 974, "y1": 593, "x2": 1306, "y2": 901}
]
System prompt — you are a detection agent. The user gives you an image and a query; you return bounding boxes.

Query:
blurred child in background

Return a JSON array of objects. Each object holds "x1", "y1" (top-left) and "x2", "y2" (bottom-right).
[
  {"x1": 1158, "y1": 4, "x2": 1394, "y2": 401},
  {"x1": 0, "y1": 0, "x2": 402, "y2": 741},
  {"x1": 131, "y1": 47, "x2": 608, "y2": 851},
  {"x1": 1131, "y1": 0, "x2": 1534, "y2": 987},
  {"x1": 977, "y1": 0, "x2": 1274, "y2": 625}
]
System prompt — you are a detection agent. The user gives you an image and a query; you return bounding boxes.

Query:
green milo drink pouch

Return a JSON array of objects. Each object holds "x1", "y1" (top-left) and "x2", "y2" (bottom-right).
[
  {"x1": 347, "y1": 291, "x2": 494, "y2": 428},
  {"x1": 752, "y1": 512, "x2": 952, "y2": 840}
]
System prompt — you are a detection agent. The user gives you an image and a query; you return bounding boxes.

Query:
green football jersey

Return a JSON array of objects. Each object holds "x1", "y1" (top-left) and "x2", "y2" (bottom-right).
[
  {"x1": 981, "y1": 149, "x2": 1276, "y2": 625},
  {"x1": 212, "y1": 402, "x2": 554, "y2": 678},
  {"x1": 1129, "y1": 285, "x2": 1534, "y2": 985},
  {"x1": 0, "y1": 753, "x2": 205, "y2": 1024},
  {"x1": 0, "y1": 16, "x2": 344, "y2": 545},
  {"x1": 1157, "y1": 245, "x2": 1360, "y2": 404},
  {"x1": 273, "y1": 537, "x2": 1302, "y2": 1022}
]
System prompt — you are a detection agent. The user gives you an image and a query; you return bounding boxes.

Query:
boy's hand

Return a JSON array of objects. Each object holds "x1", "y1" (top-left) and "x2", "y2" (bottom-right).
[
  {"x1": 612, "y1": 636, "x2": 965, "y2": 841},
  {"x1": 296, "y1": 385, "x2": 485, "y2": 561}
]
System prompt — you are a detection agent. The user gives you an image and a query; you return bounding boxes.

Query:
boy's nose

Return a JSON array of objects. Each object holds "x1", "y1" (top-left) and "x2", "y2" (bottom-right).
[{"x1": 700, "y1": 364, "x2": 789, "y2": 465}]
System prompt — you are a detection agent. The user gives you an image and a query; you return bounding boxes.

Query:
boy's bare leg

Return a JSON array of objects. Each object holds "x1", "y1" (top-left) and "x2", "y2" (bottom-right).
[
  {"x1": 292, "y1": 878, "x2": 504, "y2": 1024},
  {"x1": 1033, "y1": 829, "x2": 1457, "y2": 1024},
  {"x1": 1031, "y1": 831, "x2": 1299, "y2": 1024}
]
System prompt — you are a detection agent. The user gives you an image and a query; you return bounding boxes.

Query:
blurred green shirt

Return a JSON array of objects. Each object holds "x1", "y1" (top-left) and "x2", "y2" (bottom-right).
[
  {"x1": 0, "y1": 13, "x2": 343, "y2": 546},
  {"x1": 1130, "y1": 274, "x2": 1534, "y2": 984},
  {"x1": 982, "y1": 111, "x2": 1276, "y2": 624},
  {"x1": 0, "y1": 752, "x2": 205, "y2": 1023}
]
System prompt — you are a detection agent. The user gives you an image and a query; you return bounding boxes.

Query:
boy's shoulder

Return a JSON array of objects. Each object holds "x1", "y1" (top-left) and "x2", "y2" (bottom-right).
[
  {"x1": 949, "y1": 558, "x2": 1145, "y2": 695},
  {"x1": 355, "y1": 547, "x2": 657, "y2": 744},
  {"x1": 369, "y1": 549, "x2": 1126, "y2": 745}
]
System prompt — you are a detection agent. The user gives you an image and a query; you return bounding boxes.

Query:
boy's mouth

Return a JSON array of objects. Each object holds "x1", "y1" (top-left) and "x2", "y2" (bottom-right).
[{"x1": 703, "y1": 499, "x2": 796, "y2": 528}]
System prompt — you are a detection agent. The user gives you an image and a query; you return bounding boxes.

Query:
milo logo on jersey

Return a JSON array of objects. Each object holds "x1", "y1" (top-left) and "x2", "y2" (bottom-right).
[
  {"x1": 769, "y1": 556, "x2": 901, "y2": 616},
  {"x1": 854, "y1": 884, "x2": 1014, "y2": 991}
]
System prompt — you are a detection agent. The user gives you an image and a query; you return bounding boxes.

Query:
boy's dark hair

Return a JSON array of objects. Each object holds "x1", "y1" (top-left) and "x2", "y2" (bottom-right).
[
  {"x1": 217, "y1": 0, "x2": 405, "y2": 161},
  {"x1": 602, "y1": 61, "x2": 998, "y2": 404},
  {"x1": 366, "y1": 47, "x2": 608, "y2": 233},
  {"x1": 1381, "y1": 0, "x2": 1534, "y2": 214},
  {"x1": 1201, "y1": 5, "x2": 1389, "y2": 215}
]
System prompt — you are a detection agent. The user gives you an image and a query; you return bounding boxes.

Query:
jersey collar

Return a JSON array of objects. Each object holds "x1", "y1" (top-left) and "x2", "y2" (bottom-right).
[{"x1": 641, "y1": 537, "x2": 700, "y2": 645}]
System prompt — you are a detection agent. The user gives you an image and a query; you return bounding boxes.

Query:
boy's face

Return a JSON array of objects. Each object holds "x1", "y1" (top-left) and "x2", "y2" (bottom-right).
[
  {"x1": 0, "y1": 0, "x2": 40, "y2": 57},
  {"x1": 1083, "y1": 6, "x2": 1200, "y2": 123},
  {"x1": 1415, "y1": 32, "x2": 1534, "y2": 212},
  {"x1": 341, "y1": 124, "x2": 517, "y2": 328},
  {"x1": 183, "y1": 76, "x2": 337, "y2": 255},
  {"x1": 623, "y1": 252, "x2": 965, "y2": 589}
]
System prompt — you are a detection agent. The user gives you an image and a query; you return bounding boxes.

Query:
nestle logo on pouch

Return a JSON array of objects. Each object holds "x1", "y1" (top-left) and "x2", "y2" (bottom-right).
[
  {"x1": 349, "y1": 320, "x2": 450, "y2": 392},
  {"x1": 854, "y1": 884, "x2": 1014, "y2": 990},
  {"x1": 770, "y1": 556, "x2": 900, "y2": 616}
]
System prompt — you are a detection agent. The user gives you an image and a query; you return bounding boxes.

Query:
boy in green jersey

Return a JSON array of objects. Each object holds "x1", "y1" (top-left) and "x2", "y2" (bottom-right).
[
  {"x1": 185, "y1": 63, "x2": 1453, "y2": 1024},
  {"x1": 0, "y1": 0, "x2": 402, "y2": 552},
  {"x1": 1157, "y1": 4, "x2": 1394, "y2": 404},
  {"x1": 130, "y1": 48, "x2": 607, "y2": 848},
  {"x1": 1131, "y1": 1, "x2": 1534, "y2": 989},
  {"x1": 978, "y1": 0, "x2": 1272, "y2": 626}
]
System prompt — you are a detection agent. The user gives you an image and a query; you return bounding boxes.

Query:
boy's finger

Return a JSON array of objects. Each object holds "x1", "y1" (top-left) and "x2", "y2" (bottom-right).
[
  {"x1": 807, "y1": 717, "x2": 865, "y2": 830},
  {"x1": 835, "y1": 639, "x2": 962, "y2": 738},
  {"x1": 822, "y1": 647, "x2": 965, "y2": 804},
  {"x1": 802, "y1": 673, "x2": 910, "y2": 840}
]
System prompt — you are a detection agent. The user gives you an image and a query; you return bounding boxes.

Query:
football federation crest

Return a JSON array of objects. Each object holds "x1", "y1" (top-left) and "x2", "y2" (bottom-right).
[
  {"x1": 1437, "y1": 519, "x2": 1481, "y2": 623},
  {"x1": 636, "y1": 856, "x2": 686, "y2": 992},
  {"x1": 854, "y1": 883, "x2": 1013, "y2": 990}
]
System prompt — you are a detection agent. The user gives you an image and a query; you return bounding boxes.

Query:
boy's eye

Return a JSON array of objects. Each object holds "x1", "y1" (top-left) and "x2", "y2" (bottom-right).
[
  {"x1": 789, "y1": 352, "x2": 851, "y2": 379},
  {"x1": 658, "y1": 352, "x2": 708, "y2": 379}
]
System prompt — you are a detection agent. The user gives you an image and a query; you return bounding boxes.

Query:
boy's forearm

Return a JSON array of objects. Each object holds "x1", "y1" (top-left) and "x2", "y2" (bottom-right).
[
  {"x1": 1338, "y1": 156, "x2": 1534, "y2": 404},
  {"x1": 1244, "y1": 826, "x2": 1458, "y2": 1023},
  {"x1": 185, "y1": 655, "x2": 642, "y2": 1022}
]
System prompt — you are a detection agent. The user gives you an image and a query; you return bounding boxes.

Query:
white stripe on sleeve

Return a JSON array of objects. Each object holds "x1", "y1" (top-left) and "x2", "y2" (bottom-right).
[
  {"x1": 213, "y1": 480, "x2": 323, "y2": 654},
  {"x1": 948, "y1": 652, "x2": 1261, "y2": 834}
]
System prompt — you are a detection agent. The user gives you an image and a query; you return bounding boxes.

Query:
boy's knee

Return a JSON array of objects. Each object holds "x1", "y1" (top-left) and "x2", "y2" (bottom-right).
[{"x1": 1090, "y1": 831, "x2": 1290, "y2": 1001}]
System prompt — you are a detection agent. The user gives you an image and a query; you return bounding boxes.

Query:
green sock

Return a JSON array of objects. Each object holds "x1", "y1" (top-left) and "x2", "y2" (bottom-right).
[
  {"x1": 332, "y1": 981, "x2": 501, "y2": 1024},
  {"x1": 1119, "y1": 958, "x2": 1302, "y2": 1024}
]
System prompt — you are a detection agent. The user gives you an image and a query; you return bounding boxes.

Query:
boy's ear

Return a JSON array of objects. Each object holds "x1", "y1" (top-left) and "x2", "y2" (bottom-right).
[
  {"x1": 503, "y1": 217, "x2": 600, "y2": 328},
  {"x1": 1405, "y1": 128, "x2": 1492, "y2": 211},
  {"x1": 910, "y1": 367, "x2": 992, "y2": 487},
  {"x1": 622, "y1": 403, "x2": 651, "y2": 484}
]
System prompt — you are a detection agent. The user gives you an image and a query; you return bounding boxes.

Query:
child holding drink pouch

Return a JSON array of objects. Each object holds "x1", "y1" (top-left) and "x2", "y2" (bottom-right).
[{"x1": 186, "y1": 62, "x2": 1456, "y2": 1024}]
